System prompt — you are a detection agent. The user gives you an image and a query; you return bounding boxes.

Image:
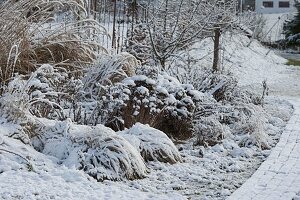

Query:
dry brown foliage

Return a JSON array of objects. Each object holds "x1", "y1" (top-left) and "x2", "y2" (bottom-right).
[{"x1": 0, "y1": 0, "x2": 107, "y2": 85}]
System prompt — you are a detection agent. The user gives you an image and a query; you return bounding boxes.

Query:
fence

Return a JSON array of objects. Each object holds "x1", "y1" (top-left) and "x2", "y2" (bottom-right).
[{"x1": 87, "y1": 0, "x2": 148, "y2": 53}]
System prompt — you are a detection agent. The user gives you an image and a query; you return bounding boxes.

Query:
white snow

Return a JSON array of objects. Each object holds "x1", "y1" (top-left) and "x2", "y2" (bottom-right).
[
  {"x1": 118, "y1": 123, "x2": 182, "y2": 164},
  {"x1": 181, "y1": 33, "x2": 300, "y2": 97}
]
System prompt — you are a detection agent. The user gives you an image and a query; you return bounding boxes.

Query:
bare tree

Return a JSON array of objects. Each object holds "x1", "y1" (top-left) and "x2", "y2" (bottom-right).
[
  {"x1": 127, "y1": 0, "x2": 241, "y2": 71},
  {"x1": 201, "y1": 0, "x2": 238, "y2": 72}
]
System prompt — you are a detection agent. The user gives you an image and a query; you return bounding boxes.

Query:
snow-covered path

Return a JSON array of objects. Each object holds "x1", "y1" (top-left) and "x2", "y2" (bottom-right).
[{"x1": 228, "y1": 98, "x2": 300, "y2": 200}]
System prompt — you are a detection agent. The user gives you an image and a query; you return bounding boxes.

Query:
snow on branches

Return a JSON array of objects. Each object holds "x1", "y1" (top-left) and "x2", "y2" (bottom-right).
[{"x1": 102, "y1": 73, "x2": 204, "y2": 140}]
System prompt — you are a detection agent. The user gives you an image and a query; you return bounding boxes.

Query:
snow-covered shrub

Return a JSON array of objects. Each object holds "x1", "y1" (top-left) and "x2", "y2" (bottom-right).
[
  {"x1": 194, "y1": 116, "x2": 226, "y2": 147},
  {"x1": 216, "y1": 102, "x2": 271, "y2": 149},
  {"x1": 194, "y1": 104, "x2": 272, "y2": 149},
  {"x1": 61, "y1": 53, "x2": 140, "y2": 126},
  {"x1": 82, "y1": 53, "x2": 139, "y2": 96},
  {"x1": 0, "y1": 0, "x2": 107, "y2": 85},
  {"x1": 171, "y1": 67, "x2": 261, "y2": 103},
  {"x1": 219, "y1": 103, "x2": 271, "y2": 149},
  {"x1": 135, "y1": 64, "x2": 160, "y2": 79},
  {"x1": 169, "y1": 65, "x2": 263, "y2": 105},
  {"x1": 236, "y1": 115, "x2": 270, "y2": 150},
  {"x1": 0, "y1": 133, "x2": 34, "y2": 173},
  {"x1": 193, "y1": 91, "x2": 272, "y2": 149},
  {"x1": 0, "y1": 64, "x2": 77, "y2": 142},
  {"x1": 103, "y1": 74, "x2": 204, "y2": 140},
  {"x1": 119, "y1": 123, "x2": 182, "y2": 164},
  {"x1": 168, "y1": 65, "x2": 271, "y2": 147},
  {"x1": 32, "y1": 119, "x2": 147, "y2": 181},
  {"x1": 0, "y1": 65, "x2": 74, "y2": 120},
  {"x1": 195, "y1": 71, "x2": 238, "y2": 102},
  {"x1": 0, "y1": 88, "x2": 33, "y2": 143}
]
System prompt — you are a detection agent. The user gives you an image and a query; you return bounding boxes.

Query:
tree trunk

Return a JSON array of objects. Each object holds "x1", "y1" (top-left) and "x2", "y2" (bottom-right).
[
  {"x1": 158, "y1": 57, "x2": 166, "y2": 70},
  {"x1": 93, "y1": 0, "x2": 97, "y2": 20},
  {"x1": 213, "y1": 27, "x2": 221, "y2": 72},
  {"x1": 112, "y1": 0, "x2": 117, "y2": 49}
]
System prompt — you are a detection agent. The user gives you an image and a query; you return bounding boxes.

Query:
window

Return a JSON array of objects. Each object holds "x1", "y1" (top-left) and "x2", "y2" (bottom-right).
[
  {"x1": 263, "y1": 1, "x2": 274, "y2": 8},
  {"x1": 279, "y1": 1, "x2": 290, "y2": 8}
]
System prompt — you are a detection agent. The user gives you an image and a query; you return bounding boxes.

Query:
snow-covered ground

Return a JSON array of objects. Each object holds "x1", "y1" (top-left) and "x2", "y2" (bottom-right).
[{"x1": 182, "y1": 33, "x2": 300, "y2": 97}]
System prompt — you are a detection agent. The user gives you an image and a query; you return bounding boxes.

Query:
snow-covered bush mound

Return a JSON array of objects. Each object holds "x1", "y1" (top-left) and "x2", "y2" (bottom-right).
[
  {"x1": 55, "y1": 53, "x2": 141, "y2": 126},
  {"x1": 167, "y1": 62, "x2": 271, "y2": 148},
  {"x1": 32, "y1": 119, "x2": 147, "y2": 181},
  {"x1": 0, "y1": 122, "x2": 184, "y2": 199},
  {"x1": 83, "y1": 53, "x2": 139, "y2": 92},
  {"x1": 103, "y1": 74, "x2": 204, "y2": 140},
  {"x1": 172, "y1": 68, "x2": 238, "y2": 102},
  {"x1": 0, "y1": 64, "x2": 84, "y2": 143},
  {"x1": 119, "y1": 123, "x2": 182, "y2": 164},
  {"x1": 0, "y1": 64, "x2": 85, "y2": 122},
  {"x1": 0, "y1": 93, "x2": 33, "y2": 145},
  {"x1": 169, "y1": 66, "x2": 262, "y2": 105},
  {"x1": 194, "y1": 116, "x2": 226, "y2": 146},
  {"x1": 194, "y1": 101, "x2": 272, "y2": 149}
]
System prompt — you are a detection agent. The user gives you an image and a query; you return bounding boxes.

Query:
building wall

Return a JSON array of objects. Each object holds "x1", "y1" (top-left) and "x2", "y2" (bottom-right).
[{"x1": 255, "y1": 0, "x2": 296, "y2": 13}]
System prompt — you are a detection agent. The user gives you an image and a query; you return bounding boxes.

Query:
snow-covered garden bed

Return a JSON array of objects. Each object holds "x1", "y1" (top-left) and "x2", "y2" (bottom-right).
[{"x1": 0, "y1": 0, "x2": 298, "y2": 199}]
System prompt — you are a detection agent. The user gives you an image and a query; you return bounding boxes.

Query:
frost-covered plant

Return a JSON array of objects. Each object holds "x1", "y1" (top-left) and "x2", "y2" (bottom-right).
[
  {"x1": 0, "y1": 64, "x2": 74, "y2": 142},
  {"x1": 193, "y1": 103, "x2": 272, "y2": 149},
  {"x1": 102, "y1": 74, "x2": 204, "y2": 140},
  {"x1": 169, "y1": 67, "x2": 258, "y2": 103},
  {"x1": 168, "y1": 63, "x2": 270, "y2": 147},
  {"x1": 237, "y1": 115, "x2": 270, "y2": 150},
  {"x1": 0, "y1": 0, "x2": 107, "y2": 85},
  {"x1": 32, "y1": 119, "x2": 147, "y2": 181},
  {"x1": 63, "y1": 53, "x2": 140, "y2": 126},
  {"x1": 119, "y1": 123, "x2": 182, "y2": 164},
  {"x1": 194, "y1": 101, "x2": 272, "y2": 149},
  {"x1": 263, "y1": 98, "x2": 294, "y2": 122},
  {"x1": 186, "y1": 70, "x2": 272, "y2": 148},
  {"x1": 82, "y1": 53, "x2": 139, "y2": 97},
  {"x1": 1, "y1": 65, "x2": 73, "y2": 120},
  {"x1": 193, "y1": 71, "x2": 238, "y2": 102},
  {"x1": 194, "y1": 116, "x2": 225, "y2": 147}
]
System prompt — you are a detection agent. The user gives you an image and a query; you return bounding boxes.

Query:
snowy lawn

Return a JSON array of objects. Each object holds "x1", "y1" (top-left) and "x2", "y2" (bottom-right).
[{"x1": 176, "y1": 33, "x2": 300, "y2": 97}]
